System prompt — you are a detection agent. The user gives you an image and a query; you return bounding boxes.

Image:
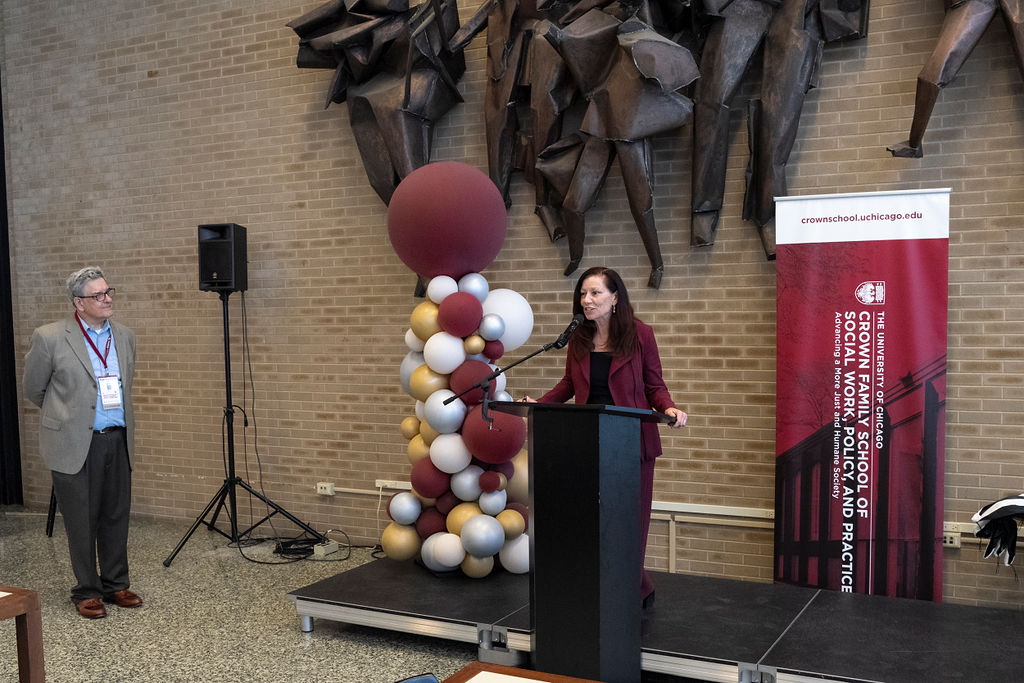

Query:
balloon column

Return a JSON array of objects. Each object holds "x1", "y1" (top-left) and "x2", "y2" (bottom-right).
[{"x1": 382, "y1": 161, "x2": 534, "y2": 577}]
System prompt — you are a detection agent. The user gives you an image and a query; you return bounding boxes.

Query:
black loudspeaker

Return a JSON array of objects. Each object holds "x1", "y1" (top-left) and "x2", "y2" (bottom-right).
[{"x1": 198, "y1": 223, "x2": 247, "y2": 292}]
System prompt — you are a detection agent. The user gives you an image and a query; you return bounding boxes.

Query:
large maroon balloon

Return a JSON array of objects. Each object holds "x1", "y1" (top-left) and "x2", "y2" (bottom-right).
[
  {"x1": 387, "y1": 162, "x2": 507, "y2": 279},
  {"x1": 461, "y1": 404, "x2": 526, "y2": 465}
]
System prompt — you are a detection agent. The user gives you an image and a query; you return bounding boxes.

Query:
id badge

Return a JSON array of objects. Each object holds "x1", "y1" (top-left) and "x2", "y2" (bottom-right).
[{"x1": 99, "y1": 375, "x2": 122, "y2": 410}]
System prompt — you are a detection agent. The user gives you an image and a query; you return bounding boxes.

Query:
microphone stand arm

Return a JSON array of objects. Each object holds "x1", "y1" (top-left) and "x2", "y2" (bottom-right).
[{"x1": 443, "y1": 339, "x2": 565, "y2": 421}]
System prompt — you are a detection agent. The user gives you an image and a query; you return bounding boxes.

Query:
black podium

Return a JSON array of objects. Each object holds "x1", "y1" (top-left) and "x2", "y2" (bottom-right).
[{"x1": 490, "y1": 402, "x2": 671, "y2": 683}]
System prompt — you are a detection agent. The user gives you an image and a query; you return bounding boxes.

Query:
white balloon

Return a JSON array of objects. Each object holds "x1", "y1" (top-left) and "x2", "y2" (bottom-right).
[
  {"x1": 399, "y1": 352, "x2": 425, "y2": 396},
  {"x1": 424, "y1": 390, "x2": 467, "y2": 434},
  {"x1": 388, "y1": 492, "x2": 421, "y2": 525},
  {"x1": 451, "y1": 464, "x2": 484, "y2": 501},
  {"x1": 478, "y1": 489, "x2": 507, "y2": 516},
  {"x1": 499, "y1": 534, "x2": 530, "y2": 574},
  {"x1": 488, "y1": 364, "x2": 507, "y2": 394},
  {"x1": 423, "y1": 332, "x2": 467, "y2": 375},
  {"x1": 493, "y1": 390, "x2": 513, "y2": 403},
  {"x1": 415, "y1": 400, "x2": 425, "y2": 420},
  {"x1": 405, "y1": 328, "x2": 425, "y2": 352},
  {"x1": 432, "y1": 532, "x2": 467, "y2": 568},
  {"x1": 458, "y1": 273, "x2": 490, "y2": 302},
  {"x1": 481, "y1": 289, "x2": 533, "y2": 352},
  {"x1": 460, "y1": 514, "x2": 505, "y2": 557},
  {"x1": 477, "y1": 313, "x2": 505, "y2": 341},
  {"x1": 420, "y1": 533, "x2": 455, "y2": 572},
  {"x1": 429, "y1": 433, "x2": 473, "y2": 474},
  {"x1": 426, "y1": 276, "x2": 459, "y2": 304}
]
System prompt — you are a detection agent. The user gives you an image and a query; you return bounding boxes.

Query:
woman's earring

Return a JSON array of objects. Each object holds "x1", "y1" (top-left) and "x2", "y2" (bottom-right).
[{"x1": 612, "y1": 304, "x2": 616, "y2": 314}]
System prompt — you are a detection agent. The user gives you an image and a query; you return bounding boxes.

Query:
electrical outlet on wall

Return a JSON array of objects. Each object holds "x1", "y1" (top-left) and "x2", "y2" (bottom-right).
[
  {"x1": 316, "y1": 482, "x2": 335, "y2": 496},
  {"x1": 942, "y1": 522, "x2": 961, "y2": 548}
]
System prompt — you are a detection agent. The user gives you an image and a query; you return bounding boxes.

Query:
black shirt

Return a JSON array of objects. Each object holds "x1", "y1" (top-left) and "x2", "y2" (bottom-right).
[{"x1": 588, "y1": 351, "x2": 614, "y2": 405}]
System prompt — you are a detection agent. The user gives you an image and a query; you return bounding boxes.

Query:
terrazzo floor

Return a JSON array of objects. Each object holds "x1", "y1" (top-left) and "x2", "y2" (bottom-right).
[{"x1": 0, "y1": 509, "x2": 477, "y2": 682}]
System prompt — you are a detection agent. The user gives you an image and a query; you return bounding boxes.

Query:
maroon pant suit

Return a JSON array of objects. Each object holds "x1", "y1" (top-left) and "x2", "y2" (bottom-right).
[{"x1": 538, "y1": 319, "x2": 677, "y2": 600}]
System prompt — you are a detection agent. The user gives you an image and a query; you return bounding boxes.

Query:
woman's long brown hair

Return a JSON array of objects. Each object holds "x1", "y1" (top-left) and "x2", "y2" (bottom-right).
[{"x1": 567, "y1": 266, "x2": 638, "y2": 360}]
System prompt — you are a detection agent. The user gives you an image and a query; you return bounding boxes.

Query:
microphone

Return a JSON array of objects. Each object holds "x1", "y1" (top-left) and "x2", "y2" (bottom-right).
[{"x1": 552, "y1": 314, "x2": 585, "y2": 349}]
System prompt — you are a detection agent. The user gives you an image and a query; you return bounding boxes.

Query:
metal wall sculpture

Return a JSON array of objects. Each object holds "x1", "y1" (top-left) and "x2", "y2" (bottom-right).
[
  {"x1": 288, "y1": 0, "x2": 468, "y2": 204},
  {"x1": 534, "y1": 9, "x2": 699, "y2": 289},
  {"x1": 288, "y1": 0, "x2": 876, "y2": 282},
  {"x1": 452, "y1": 1, "x2": 699, "y2": 289},
  {"x1": 690, "y1": 0, "x2": 869, "y2": 259},
  {"x1": 449, "y1": 0, "x2": 575, "y2": 243},
  {"x1": 888, "y1": 0, "x2": 1024, "y2": 158}
]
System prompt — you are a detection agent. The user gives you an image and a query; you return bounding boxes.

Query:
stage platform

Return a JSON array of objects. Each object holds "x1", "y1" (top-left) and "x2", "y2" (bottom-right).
[{"x1": 288, "y1": 559, "x2": 1024, "y2": 682}]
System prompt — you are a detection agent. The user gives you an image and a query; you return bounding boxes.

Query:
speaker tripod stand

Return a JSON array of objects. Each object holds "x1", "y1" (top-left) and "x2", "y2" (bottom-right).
[{"x1": 164, "y1": 289, "x2": 325, "y2": 567}]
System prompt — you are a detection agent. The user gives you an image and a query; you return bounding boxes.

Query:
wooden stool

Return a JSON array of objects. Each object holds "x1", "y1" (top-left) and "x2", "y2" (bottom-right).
[{"x1": 0, "y1": 586, "x2": 45, "y2": 683}]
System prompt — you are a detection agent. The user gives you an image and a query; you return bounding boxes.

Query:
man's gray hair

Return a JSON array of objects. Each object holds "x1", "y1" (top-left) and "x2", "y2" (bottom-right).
[{"x1": 66, "y1": 266, "x2": 106, "y2": 302}]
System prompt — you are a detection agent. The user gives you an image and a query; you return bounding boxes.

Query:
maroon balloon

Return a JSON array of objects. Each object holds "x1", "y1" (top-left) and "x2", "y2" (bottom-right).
[
  {"x1": 479, "y1": 470, "x2": 502, "y2": 493},
  {"x1": 461, "y1": 404, "x2": 526, "y2": 465},
  {"x1": 386, "y1": 492, "x2": 401, "y2": 521},
  {"x1": 434, "y1": 490, "x2": 459, "y2": 515},
  {"x1": 438, "y1": 291, "x2": 484, "y2": 338},
  {"x1": 482, "y1": 339, "x2": 504, "y2": 361},
  {"x1": 491, "y1": 461, "x2": 515, "y2": 479},
  {"x1": 410, "y1": 457, "x2": 451, "y2": 499},
  {"x1": 449, "y1": 360, "x2": 496, "y2": 405},
  {"x1": 387, "y1": 161, "x2": 507, "y2": 279},
  {"x1": 414, "y1": 508, "x2": 446, "y2": 540}
]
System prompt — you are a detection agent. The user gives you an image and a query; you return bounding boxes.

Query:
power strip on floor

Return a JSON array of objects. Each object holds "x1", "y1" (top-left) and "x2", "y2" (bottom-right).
[{"x1": 313, "y1": 540, "x2": 339, "y2": 557}]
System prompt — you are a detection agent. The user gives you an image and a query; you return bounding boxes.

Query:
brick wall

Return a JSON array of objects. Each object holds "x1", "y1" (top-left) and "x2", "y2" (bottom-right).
[{"x1": 3, "y1": 0, "x2": 1022, "y2": 607}]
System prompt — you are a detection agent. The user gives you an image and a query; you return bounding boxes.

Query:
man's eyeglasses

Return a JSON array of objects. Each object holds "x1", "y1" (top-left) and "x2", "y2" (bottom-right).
[{"x1": 76, "y1": 288, "x2": 116, "y2": 302}]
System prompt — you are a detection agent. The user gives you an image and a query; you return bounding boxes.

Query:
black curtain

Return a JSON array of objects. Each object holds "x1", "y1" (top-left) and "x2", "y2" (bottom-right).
[{"x1": 1, "y1": 78, "x2": 24, "y2": 505}]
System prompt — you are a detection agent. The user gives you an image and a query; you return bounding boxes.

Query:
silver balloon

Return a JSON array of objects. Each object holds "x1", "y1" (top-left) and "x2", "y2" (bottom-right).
[
  {"x1": 399, "y1": 351, "x2": 425, "y2": 396},
  {"x1": 458, "y1": 272, "x2": 490, "y2": 302},
  {"x1": 451, "y1": 464, "x2": 484, "y2": 501},
  {"x1": 388, "y1": 491, "x2": 422, "y2": 525},
  {"x1": 459, "y1": 514, "x2": 505, "y2": 557},
  {"x1": 478, "y1": 313, "x2": 505, "y2": 341},
  {"x1": 478, "y1": 489, "x2": 507, "y2": 516},
  {"x1": 424, "y1": 389, "x2": 467, "y2": 434}
]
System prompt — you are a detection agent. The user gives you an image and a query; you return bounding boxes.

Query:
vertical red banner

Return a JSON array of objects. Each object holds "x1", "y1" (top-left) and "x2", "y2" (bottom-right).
[{"x1": 774, "y1": 189, "x2": 949, "y2": 600}]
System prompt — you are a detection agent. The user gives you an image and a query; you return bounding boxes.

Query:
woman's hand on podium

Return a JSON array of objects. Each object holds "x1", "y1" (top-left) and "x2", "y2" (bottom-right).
[
  {"x1": 664, "y1": 407, "x2": 687, "y2": 428},
  {"x1": 518, "y1": 396, "x2": 537, "y2": 403}
]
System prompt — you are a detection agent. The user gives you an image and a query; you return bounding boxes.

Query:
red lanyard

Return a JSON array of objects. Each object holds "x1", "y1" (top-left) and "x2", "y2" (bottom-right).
[{"x1": 75, "y1": 313, "x2": 112, "y2": 370}]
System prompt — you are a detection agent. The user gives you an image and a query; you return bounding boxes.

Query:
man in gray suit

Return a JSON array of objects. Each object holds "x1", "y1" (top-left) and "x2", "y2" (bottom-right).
[{"x1": 24, "y1": 266, "x2": 142, "y2": 619}]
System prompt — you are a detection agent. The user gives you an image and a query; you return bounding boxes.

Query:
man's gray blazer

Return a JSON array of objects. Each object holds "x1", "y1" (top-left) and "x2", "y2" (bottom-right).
[{"x1": 23, "y1": 316, "x2": 136, "y2": 475}]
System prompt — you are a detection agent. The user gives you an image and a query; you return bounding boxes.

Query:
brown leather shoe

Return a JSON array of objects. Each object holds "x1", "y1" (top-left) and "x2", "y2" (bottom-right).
[
  {"x1": 103, "y1": 589, "x2": 143, "y2": 608},
  {"x1": 74, "y1": 597, "x2": 107, "y2": 619}
]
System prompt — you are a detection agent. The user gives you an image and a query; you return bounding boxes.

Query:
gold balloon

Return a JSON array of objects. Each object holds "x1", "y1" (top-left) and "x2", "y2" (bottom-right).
[
  {"x1": 446, "y1": 502, "x2": 483, "y2": 535},
  {"x1": 463, "y1": 334, "x2": 486, "y2": 355},
  {"x1": 507, "y1": 449, "x2": 529, "y2": 503},
  {"x1": 409, "y1": 365, "x2": 449, "y2": 402},
  {"x1": 400, "y1": 416, "x2": 421, "y2": 440},
  {"x1": 461, "y1": 553, "x2": 494, "y2": 578},
  {"x1": 381, "y1": 522, "x2": 421, "y2": 561},
  {"x1": 411, "y1": 489, "x2": 437, "y2": 507},
  {"x1": 410, "y1": 301, "x2": 441, "y2": 341},
  {"x1": 407, "y1": 434, "x2": 430, "y2": 464},
  {"x1": 419, "y1": 419, "x2": 440, "y2": 446},
  {"x1": 497, "y1": 509, "x2": 526, "y2": 539}
]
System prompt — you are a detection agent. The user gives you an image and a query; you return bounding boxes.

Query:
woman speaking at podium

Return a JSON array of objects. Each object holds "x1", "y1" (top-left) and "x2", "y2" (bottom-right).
[{"x1": 522, "y1": 266, "x2": 686, "y2": 608}]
